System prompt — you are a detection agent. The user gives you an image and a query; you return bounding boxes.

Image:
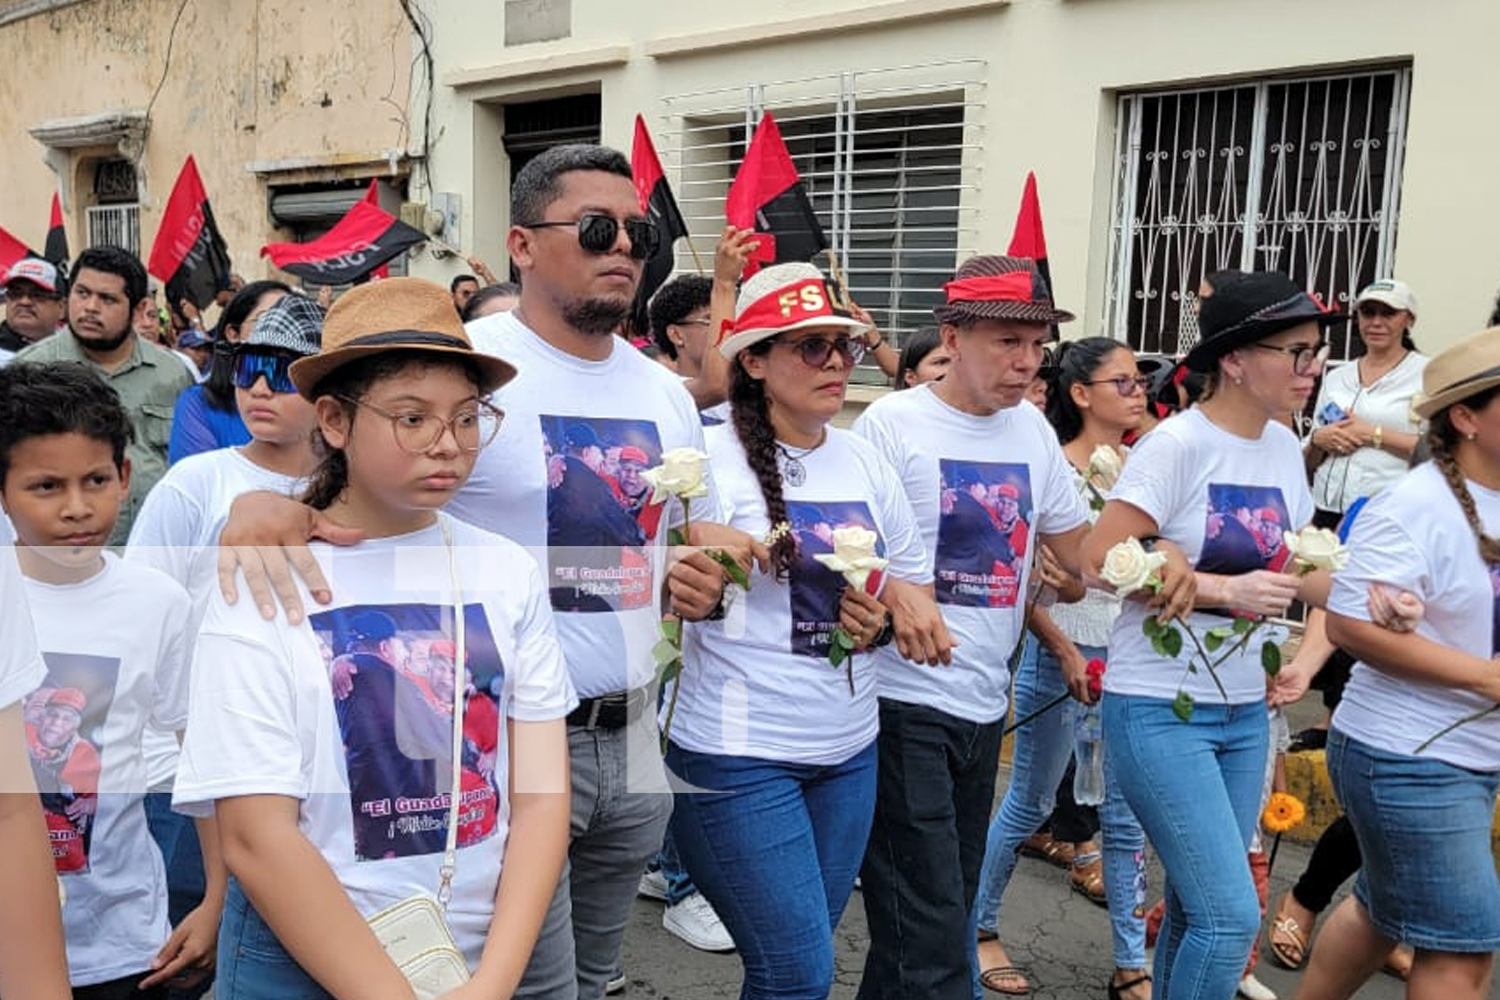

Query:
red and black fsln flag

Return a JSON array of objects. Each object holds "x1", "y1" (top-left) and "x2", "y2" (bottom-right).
[
  {"x1": 0, "y1": 225, "x2": 36, "y2": 276},
  {"x1": 45, "y1": 193, "x2": 68, "y2": 267},
  {"x1": 1008, "y1": 171, "x2": 1058, "y2": 338},
  {"x1": 261, "y1": 196, "x2": 426, "y2": 285},
  {"x1": 631, "y1": 115, "x2": 690, "y2": 333},
  {"x1": 148, "y1": 156, "x2": 232, "y2": 310},
  {"x1": 726, "y1": 112, "x2": 827, "y2": 276}
]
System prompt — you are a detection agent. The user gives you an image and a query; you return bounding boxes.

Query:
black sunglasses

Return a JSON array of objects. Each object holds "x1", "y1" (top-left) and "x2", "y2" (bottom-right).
[
  {"x1": 232, "y1": 349, "x2": 298, "y2": 393},
  {"x1": 778, "y1": 335, "x2": 867, "y2": 369},
  {"x1": 520, "y1": 214, "x2": 660, "y2": 261}
]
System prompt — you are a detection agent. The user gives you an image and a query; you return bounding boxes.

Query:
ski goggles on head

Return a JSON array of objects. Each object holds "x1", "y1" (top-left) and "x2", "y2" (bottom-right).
[
  {"x1": 519, "y1": 213, "x2": 661, "y2": 260},
  {"x1": 231, "y1": 349, "x2": 298, "y2": 393}
]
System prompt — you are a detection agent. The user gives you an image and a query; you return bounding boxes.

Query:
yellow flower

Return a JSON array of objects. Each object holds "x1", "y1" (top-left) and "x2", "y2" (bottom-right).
[{"x1": 1261, "y1": 792, "x2": 1306, "y2": 834}]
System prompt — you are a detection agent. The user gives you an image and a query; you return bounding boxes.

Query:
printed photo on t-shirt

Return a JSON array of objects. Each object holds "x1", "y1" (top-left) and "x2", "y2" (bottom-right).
[
  {"x1": 541, "y1": 415, "x2": 664, "y2": 614},
  {"x1": 1489, "y1": 565, "x2": 1500, "y2": 656},
  {"x1": 1199, "y1": 484, "x2": 1292, "y2": 576},
  {"x1": 934, "y1": 460, "x2": 1032, "y2": 608},
  {"x1": 787, "y1": 500, "x2": 882, "y2": 658},
  {"x1": 24, "y1": 653, "x2": 119, "y2": 875},
  {"x1": 312, "y1": 602, "x2": 504, "y2": 862}
]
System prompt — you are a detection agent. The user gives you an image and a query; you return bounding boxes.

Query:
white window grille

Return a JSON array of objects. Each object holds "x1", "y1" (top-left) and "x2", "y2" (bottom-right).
[
  {"x1": 1106, "y1": 68, "x2": 1411, "y2": 361},
  {"x1": 86, "y1": 204, "x2": 141, "y2": 259},
  {"x1": 658, "y1": 61, "x2": 986, "y2": 378}
]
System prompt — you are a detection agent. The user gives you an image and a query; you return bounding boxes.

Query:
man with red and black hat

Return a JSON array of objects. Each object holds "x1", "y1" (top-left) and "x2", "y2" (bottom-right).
[{"x1": 0, "y1": 258, "x2": 65, "y2": 362}]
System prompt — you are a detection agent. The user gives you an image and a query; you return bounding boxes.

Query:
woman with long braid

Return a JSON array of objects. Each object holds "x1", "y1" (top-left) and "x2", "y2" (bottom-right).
[
  {"x1": 665, "y1": 262, "x2": 949, "y2": 1000},
  {"x1": 1296, "y1": 327, "x2": 1500, "y2": 1000}
]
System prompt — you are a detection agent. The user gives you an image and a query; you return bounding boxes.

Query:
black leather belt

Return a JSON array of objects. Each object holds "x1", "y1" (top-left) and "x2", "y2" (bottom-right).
[{"x1": 567, "y1": 691, "x2": 638, "y2": 730}]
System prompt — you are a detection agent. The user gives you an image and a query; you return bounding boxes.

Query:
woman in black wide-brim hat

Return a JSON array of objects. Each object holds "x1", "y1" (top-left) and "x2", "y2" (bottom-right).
[{"x1": 1082, "y1": 271, "x2": 1339, "y2": 1000}]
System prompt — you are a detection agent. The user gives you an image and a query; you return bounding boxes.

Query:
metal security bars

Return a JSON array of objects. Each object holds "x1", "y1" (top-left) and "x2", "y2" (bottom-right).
[
  {"x1": 658, "y1": 61, "x2": 986, "y2": 370},
  {"x1": 85, "y1": 204, "x2": 141, "y2": 258},
  {"x1": 1106, "y1": 68, "x2": 1411, "y2": 360}
]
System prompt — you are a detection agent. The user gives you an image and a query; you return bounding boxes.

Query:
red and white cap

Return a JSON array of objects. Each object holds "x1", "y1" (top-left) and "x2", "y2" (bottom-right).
[{"x1": 3, "y1": 258, "x2": 60, "y2": 293}]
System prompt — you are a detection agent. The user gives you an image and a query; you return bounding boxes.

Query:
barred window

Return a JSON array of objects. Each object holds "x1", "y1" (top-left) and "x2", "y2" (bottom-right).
[
  {"x1": 661, "y1": 62, "x2": 984, "y2": 380},
  {"x1": 1106, "y1": 68, "x2": 1411, "y2": 360},
  {"x1": 86, "y1": 204, "x2": 141, "y2": 258}
]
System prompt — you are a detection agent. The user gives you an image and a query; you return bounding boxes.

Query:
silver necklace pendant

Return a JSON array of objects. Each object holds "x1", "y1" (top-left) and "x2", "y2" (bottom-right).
[{"x1": 780, "y1": 452, "x2": 807, "y2": 487}]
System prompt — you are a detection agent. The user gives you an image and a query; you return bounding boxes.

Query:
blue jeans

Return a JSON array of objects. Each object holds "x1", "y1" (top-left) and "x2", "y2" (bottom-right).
[
  {"x1": 858, "y1": 699, "x2": 1003, "y2": 1000},
  {"x1": 666, "y1": 740, "x2": 877, "y2": 1000},
  {"x1": 1105, "y1": 694, "x2": 1267, "y2": 1000},
  {"x1": 653, "y1": 827, "x2": 696, "y2": 906},
  {"x1": 216, "y1": 879, "x2": 332, "y2": 1000},
  {"x1": 971, "y1": 643, "x2": 1148, "y2": 985}
]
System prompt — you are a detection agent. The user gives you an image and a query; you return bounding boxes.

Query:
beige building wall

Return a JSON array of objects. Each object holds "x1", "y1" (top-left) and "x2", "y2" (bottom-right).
[
  {"x1": 415, "y1": 0, "x2": 1500, "y2": 357},
  {"x1": 0, "y1": 0, "x2": 414, "y2": 286}
]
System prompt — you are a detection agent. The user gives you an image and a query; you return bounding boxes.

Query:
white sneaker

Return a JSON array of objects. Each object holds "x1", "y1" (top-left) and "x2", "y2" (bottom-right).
[
  {"x1": 637, "y1": 868, "x2": 669, "y2": 902},
  {"x1": 1238, "y1": 973, "x2": 1277, "y2": 1000},
  {"x1": 605, "y1": 970, "x2": 627, "y2": 994},
  {"x1": 663, "y1": 892, "x2": 735, "y2": 952}
]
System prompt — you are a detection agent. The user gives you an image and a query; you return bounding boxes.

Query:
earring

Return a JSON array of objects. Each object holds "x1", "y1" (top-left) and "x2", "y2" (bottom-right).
[
  {"x1": 1233, "y1": 377, "x2": 1244, "y2": 386},
  {"x1": 1469, "y1": 433, "x2": 1478, "y2": 441}
]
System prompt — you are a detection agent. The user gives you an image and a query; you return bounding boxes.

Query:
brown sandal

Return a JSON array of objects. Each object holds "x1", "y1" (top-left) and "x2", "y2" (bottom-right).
[
  {"x1": 1019, "y1": 831, "x2": 1075, "y2": 869},
  {"x1": 1266, "y1": 892, "x2": 1310, "y2": 970},
  {"x1": 1070, "y1": 856, "x2": 1108, "y2": 907},
  {"x1": 977, "y1": 932, "x2": 1032, "y2": 996}
]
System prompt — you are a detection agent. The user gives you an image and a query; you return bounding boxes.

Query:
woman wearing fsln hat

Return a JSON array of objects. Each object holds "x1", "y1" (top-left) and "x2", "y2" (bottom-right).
[
  {"x1": 1295, "y1": 327, "x2": 1500, "y2": 1000},
  {"x1": 665, "y1": 261, "x2": 948, "y2": 1000},
  {"x1": 1082, "y1": 271, "x2": 1337, "y2": 1000}
]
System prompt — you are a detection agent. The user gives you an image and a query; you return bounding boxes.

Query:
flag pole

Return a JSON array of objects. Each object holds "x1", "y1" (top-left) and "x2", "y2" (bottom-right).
[
  {"x1": 823, "y1": 247, "x2": 853, "y2": 305},
  {"x1": 684, "y1": 236, "x2": 706, "y2": 276}
]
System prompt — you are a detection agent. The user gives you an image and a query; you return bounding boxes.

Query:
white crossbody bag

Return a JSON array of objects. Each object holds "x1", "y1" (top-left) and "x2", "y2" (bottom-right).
[{"x1": 364, "y1": 516, "x2": 471, "y2": 999}]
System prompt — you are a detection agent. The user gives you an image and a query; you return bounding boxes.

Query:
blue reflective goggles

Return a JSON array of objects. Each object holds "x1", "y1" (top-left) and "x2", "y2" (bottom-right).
[{"x1": 231, "y1": 350, "x2": 298, "y2": 394}]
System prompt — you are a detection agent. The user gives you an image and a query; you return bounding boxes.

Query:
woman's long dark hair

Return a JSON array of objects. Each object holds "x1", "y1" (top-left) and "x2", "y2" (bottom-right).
[
  {"x1": 729, "y1": 344, "x2": 797, "y2": 581},
  {"x1": 301, "y1": 350, "x2": 487, "y2": 511},
  {"x1": 202, "y1": 281, "x2": 293, "y2": 412},
  {"x1": 1044, "y1": 337, "x2": 1132, "y2": 445},
  {"x1": 895, "y1": 327, "x2": 943, "y2": 389}
]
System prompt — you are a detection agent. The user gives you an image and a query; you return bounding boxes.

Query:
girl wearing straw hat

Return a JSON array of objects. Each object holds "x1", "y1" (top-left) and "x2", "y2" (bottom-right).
[
  {"x1": 665, "y1": 262, "x2": 946, "y2": 1000},
  {"x1": 1295, "y1": 326, "x2": 1500, "y2": 1000}
]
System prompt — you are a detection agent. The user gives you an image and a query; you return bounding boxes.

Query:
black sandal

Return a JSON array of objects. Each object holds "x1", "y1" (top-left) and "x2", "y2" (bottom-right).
[{"x1": 1107, "y1": 972, "x2": 1151, "y2": 1000}]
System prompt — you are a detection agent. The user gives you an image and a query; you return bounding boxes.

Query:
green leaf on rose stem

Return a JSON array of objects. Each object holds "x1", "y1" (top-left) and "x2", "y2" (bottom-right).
[
  {"x1": 830, "y1": 642, "x2": 848, "y2": 668},
  {"x1": 1161, "y1": 627, "x2": 1183, "y2": 658},
  {"x1": 1142, "y1": 617, "x2": 1162, "y2": 638},
  {"x1": 660, "y1": 618, "x2": 681, "y2": 644},
  {"x1": 1208, "y1": 625, "x2": 1235, "y2": 639},
  {"x1": 1172, "y1": 690, "x2": 1195, "y2": 722},
  {"x1": 1262, "y1": 641, "x2": 1283, "y2": 677},
  {"x1": 708, "y1": 549, "x2": 751, "y2": 590},
  {"x1": 1232, "y1": 615, "x2": 1254, "y2": 635},
  {"x1": 1204, "y1": 631, "x2": 1224, "y2": 653},
  {"x1": 668, "y1": 527, "x2": 686, "y2": 548},
  {"x1": 834, "y1": 628, "x2": 856, "y2": 650},
  {"x1": 1150, "y1": 634, "x2": 1169, "y2": 658},
  {"x1": 658, "y1": 656, "x2": 682, "y2": 685},
  {"x1": 652, "y1": 639, "x2": 681, "y2": 669}
]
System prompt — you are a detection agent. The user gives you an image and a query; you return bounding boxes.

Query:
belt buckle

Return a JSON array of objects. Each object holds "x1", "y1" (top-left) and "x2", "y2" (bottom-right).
[{"x1": 586, "y1": 698, "x2": 605, "y2": 730}]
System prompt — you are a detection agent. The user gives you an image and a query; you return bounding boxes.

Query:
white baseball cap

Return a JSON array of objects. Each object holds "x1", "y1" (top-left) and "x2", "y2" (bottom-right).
[
  {"x1": 1354, "y1": 279, "x2": 1418, "y2": 320},
  {"x1": 3, "y1": 258, "x2": 59, "y2": 293}
]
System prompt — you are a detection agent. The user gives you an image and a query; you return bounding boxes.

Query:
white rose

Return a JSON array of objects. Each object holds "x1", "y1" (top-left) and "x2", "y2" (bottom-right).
[
  {"x1": 641, "y1": 447, "x2": 711, "y2": 504},
  {"x1": 1100, "y1": 537, "x2": 1168, "y2": 596},
  {"x1": 1282, "y1": 526, "x2": 1350, "y2": 572},
  {"x1": 1088, "y1": 445, "x2": 1124, "y2": 490},
  {"x1": 814, "y1": 526, "x2": 890, "y2": 592}
]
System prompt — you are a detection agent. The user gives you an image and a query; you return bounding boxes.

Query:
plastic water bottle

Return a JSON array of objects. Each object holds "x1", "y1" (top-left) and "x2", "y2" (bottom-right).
[{"x1": 1073, "y1": 704, "x2": 1106, "y2": 806}]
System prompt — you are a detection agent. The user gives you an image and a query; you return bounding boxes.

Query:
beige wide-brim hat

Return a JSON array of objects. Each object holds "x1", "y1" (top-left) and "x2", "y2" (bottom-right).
[
  {"x1": 717, "y1": 262, "x2": 872, "y2": 359},
  {"x1": 289, "y1": 277, "x2": 517, "y2": 400},
  {"x1": 1413, "y1": 326, "x2": 1500, "y2": 419}
]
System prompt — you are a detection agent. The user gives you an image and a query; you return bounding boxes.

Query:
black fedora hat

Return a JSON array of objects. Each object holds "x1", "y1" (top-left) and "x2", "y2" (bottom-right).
[
  {"x1": 933, "y1": 255, "x2": 1075, "y2": 326},
  {"x1": 1184, "y1": 271, "x2": 1343, "y2": 373}
]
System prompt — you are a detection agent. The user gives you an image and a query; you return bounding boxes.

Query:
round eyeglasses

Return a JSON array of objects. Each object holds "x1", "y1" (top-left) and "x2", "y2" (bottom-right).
[{"x1": 341, "y1": 396, "x2": 505, "y2": 454}]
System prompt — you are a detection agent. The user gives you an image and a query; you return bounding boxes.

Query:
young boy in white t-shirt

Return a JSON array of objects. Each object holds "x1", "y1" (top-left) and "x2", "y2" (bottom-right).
[{"x1": 0, "y1": 361, "x2": 221, "y2": 999}]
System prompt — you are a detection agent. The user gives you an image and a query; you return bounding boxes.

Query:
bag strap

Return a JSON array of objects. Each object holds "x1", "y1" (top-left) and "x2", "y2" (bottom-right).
[{"x1": 436, "y1": 514, "x2": 465, "y2": 912}]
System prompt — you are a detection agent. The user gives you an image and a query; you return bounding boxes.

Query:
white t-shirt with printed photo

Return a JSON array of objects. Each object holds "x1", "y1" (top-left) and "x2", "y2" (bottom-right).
[
  {"x1": 0, "y1": 544, "x2": 45, "y2": 715},
  {"x1": 21, "y1": 554, "x2": 192, "y2": 985},
  {"x1": 173, "y1": 516, "x2": 575, "y2": 966},
  {"x1": 126, "y1": 446, "x2": 306, "y2": 790},
  {"x1": 853, "y1": 388, "x2": 1089, "y2": 724},
  {"x1": 460, "y1": 312, "x2": 717, "y2": 699},
  {"x1": 1105, "y1": 408, "x2": 1313, "y2": 705},
  {"x1": 670, "y1": 425, "x2": 930, "y2": 765},
  {"x1": 1330, "y1": 462, "x2": 1500, "y2": 771}
]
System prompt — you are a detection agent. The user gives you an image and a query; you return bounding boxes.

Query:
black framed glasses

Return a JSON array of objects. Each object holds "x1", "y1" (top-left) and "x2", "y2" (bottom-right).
[
  {"x1": 1250, "y1": 341, "x2": 1329, "y2": 376},
  {"x1": 341, "y1": 396, "x2": 505, "y2": 454},
  {"x1": 232, "y1": 350, "x2": 298, "y2": 393},
  {"x1": 1084, "y1": 375, "x2": 1152, "y2": 397},
  {"x1": 779, "y1": 335, "x2": 867, "y2": 369},
  {"x1": 518, "y1": 214, "x2": 660, "y2": 261}
]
